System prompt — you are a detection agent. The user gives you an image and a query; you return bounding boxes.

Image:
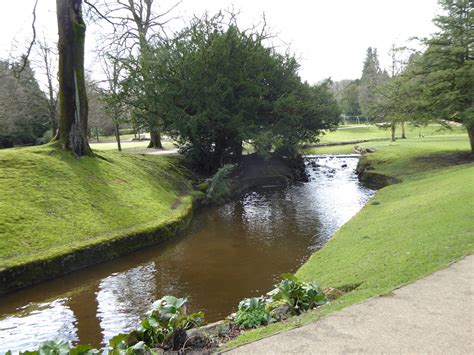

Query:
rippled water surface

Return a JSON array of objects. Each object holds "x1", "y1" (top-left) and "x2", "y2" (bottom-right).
[{"x1": 0, "y1": 156, "x2": 374, "y2": 352}]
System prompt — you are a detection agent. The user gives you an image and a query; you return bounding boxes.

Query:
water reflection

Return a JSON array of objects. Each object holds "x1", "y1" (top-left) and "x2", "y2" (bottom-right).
[
  {"x1": 97, "y1": 262, "x2": 157, "y2": 342},
  {"x1": 0, "y1": 299, "x2": 77, "y2": 352},
  {"x1": 0, "y1": 156, "x2": 374, "y2": 351}
]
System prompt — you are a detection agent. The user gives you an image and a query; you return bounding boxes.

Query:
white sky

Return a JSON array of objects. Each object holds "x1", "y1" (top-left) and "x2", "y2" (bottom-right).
[{"x1": 0, "y1": 0, "x2": 439, "y2": 84}]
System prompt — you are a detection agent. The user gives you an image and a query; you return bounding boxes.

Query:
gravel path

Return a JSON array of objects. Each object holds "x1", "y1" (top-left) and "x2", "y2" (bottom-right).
[{"x1": 226, "y1": 255, "x2": 474, "y2": 354}]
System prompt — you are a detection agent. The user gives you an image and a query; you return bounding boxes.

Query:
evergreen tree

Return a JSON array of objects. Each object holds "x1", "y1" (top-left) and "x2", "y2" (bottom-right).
[
  {"x1": 358, "y1": 47, "x2": 388, "y2": 119},
  {"x1": 413, "y1": 0, "x2": 474, "y2": 151},
  {"x1": 149, "y1": 14, "x2": 339, "y2": 172}
]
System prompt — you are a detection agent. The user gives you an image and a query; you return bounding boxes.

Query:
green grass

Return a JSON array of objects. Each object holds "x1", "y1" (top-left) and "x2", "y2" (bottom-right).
[
  {"x1": 90, "y1": 139, "x2": 176, "y2": 152},
  {"x1": 0, "y1": 145, "x2": 192, "y2": 269},
  {"x1": 353, "y1": 135, "x2": 470, "y2": 181},
  {"x1": 317, "y1": 123, "x2": 466, "y2": 144},
  {"x1": 89, "y1": 133, "x2": 135, "y2": 143},
  {"x1": 224, "y1": 133, "x2": 474, "y2": 349}
]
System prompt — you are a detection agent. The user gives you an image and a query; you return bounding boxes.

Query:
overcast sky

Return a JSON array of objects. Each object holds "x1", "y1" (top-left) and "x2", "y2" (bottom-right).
[{"x1": 0, "y1": 0, "x2": 440, "y2": 84}]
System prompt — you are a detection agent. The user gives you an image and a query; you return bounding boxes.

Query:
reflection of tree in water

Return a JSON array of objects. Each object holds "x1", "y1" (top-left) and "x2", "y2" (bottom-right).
[
  {"x1": 96, "y1": 262, "x2": 157, "y2": 342},
  {"x1": 228, "y1": 187, "x2": 323, "y2": 251},
  {"x1": 68, "y1": 287, "x2": 101, "y2": 347}
]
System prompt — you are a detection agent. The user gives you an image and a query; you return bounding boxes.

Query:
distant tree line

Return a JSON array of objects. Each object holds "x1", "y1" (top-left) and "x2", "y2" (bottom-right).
[
  {"x1": 331, "y1": 0, "x2": 473, "y2": 149},
  {"x1": 0, "y1": 60, "x2": 50, "y2": 148},
  {"x1": 2, "y1": 0, "x2": 471, "y2": 157}
]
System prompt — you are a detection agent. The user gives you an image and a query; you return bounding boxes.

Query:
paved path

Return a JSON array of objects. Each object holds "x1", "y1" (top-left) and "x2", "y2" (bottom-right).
[
  {"x1": 145, "y1": 148, "x2": 179, "y2": 155},
  {"x1": 226, "y1": 255, "x2": 474, "y2": 354}
]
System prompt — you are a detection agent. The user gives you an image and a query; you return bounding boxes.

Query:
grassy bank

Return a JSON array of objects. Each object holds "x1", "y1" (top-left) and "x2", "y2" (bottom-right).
[
  {"x1": 0, "y1": 145, "x2": 192, "y2": 271},
  {"x1": 224, "y1": 133, "x2": 473, "y2": 349}
]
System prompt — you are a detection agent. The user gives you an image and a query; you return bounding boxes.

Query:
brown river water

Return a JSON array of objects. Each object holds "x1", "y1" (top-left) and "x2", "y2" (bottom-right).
[{"x1": 0, "y1": 155, "x2": 374, "y2": 352}]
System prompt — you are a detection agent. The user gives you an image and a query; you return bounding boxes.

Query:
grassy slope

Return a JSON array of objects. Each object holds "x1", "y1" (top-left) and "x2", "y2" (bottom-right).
[
  {"x1": 224, "y1": 132, "x2": 474, "y2": 349},
  {"x1": 0, "y1": 145, "x2": 192, "y2": 269}
]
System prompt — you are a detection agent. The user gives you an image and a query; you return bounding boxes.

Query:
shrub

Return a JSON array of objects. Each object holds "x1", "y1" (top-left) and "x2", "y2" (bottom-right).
[
  {"x1": 234, "y1": 297, "x2": 270, "y2": 329},
  {"x1": 37, "y1": 130, "x2": 53, "y2": 145},
  {"x1": 206, "y1": 164, "x2": 235, "y2": 204}
]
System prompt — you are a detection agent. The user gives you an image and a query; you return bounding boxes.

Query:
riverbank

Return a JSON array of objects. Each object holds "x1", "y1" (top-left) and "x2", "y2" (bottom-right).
[
  {"x1": 227, "y1": 255, "x2": 473, "y2": 353},
  {"x1": 0, "y1": 145, "x2": 194, "y2": 294},
  {"x1": 223, "y1": 134, "x2": 474, "y2": 349}
]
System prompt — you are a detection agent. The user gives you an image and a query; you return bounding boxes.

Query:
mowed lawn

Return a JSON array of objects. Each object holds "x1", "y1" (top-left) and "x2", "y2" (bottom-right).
[
  {"x1": 0, "y1": 145, "x2": 192, "y2": 269},
  {"x1": 89, "y1": 135, "x2": 177, "y2": 152},
  {"x1": 225, "y1": 131, "x2": 474, "y2": 349},
  {"x1": 317, "y1": 123, "x2": 466, "y2": 144}
]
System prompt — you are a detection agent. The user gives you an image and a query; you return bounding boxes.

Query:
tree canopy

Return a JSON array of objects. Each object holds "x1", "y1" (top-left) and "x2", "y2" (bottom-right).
[
  {"x1": 412, "y1": 0, "x2": 473, "y2": 150},
  {"x1": 144, "y1": 14, "x2": 339, "y2": 171}
]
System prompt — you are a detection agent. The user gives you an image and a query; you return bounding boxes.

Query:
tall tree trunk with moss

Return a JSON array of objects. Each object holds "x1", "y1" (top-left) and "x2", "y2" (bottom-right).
[
  {"x1": 391, "y1": 122, "x2": 396, "y2": 142},
  {"x1": 468, "y1": 125, "x2": 474, "y2": 153},
  {"x1": 55, "y1": 0, "x2": 91, "y2": 156},
  {"x1": 401, "y1": 121, "x2": 406, "y2": 139},
  {"x1": 115, "y1": 123, "x2": 122, "y2": 151},
  {"x1": 148, "y1": 129, "x2": 163, "y2": 149}
]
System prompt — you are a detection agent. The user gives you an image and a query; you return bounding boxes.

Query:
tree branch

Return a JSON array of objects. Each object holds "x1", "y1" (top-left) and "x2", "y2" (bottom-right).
[{"x1": 16, "y1": 0, "x2": 39, "y2": 75}]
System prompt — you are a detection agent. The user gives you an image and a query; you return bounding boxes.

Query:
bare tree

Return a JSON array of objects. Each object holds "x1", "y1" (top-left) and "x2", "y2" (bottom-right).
[
  {"x1": 89, "y1": 0, "x2": 181, "y2": 149},
  {"x1": 36, "y1": 37, "x2": 59, "y2": 137},
  {"x1": 101, "y1": 52, "x2": 128, "y2": 151}
]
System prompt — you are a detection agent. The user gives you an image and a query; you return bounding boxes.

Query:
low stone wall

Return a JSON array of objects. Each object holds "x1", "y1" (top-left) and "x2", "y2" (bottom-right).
[{"x1": 0, "y1": 201, "x2": 194, "y2": 295}]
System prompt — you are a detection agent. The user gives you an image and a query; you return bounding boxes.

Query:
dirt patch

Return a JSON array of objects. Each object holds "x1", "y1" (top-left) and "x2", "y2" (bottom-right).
[
  {"x1": 171, "y1": 192, "x2": 187, "y2": 210},
  {"x1": 414, "y1": 152, "x2": 474, "y2": 167}
]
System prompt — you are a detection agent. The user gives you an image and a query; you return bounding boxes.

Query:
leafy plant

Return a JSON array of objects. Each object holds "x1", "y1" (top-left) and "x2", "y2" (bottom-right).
[
  {"x1": 270, "y1": 274, "x2": 327, "y2": 314},
  {"x1": 11, "y1": 340, "x2": 98, "y2": 355},
  {"x1": 206, "y1": 164, "x2": 235, "y2": 204},
  {"x1": 234, "y1": 297, "x2": 270, "y2": 329},
  {"x1": 138, "y1": 296, "x2": 204, "y2": 348}
]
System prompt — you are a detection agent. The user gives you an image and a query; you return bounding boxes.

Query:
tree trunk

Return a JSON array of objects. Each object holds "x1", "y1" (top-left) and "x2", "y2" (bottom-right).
[
  {"x1": 391, "y1": 123, "x2": 396, "y2": 142},
  {"x1": 401, "y1": 121, "x2": 406, "y2": 139},
  {"x1": 95, "y1": 128, "x2": 99, "y2": 142},
  {"x1": 147, "y1": 129, "x2": 163, "y2": 149},
  {"x1": 115, "y1": 123, "x2": 122, "y2": 152},
  {"x1": 51, "y1": 107, "x2": 58, "y2": 138},
  {"x1": 468, "y1": 126, "x2": 474, "y2": 153},
  {"x1": 55, "y1": 0, "x2": 91, "y2": 156}
]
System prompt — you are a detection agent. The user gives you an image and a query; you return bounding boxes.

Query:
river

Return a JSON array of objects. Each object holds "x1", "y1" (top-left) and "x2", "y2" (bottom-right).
[{"x1": 0, "y1": 155, "x2": 374, "y2": 352}]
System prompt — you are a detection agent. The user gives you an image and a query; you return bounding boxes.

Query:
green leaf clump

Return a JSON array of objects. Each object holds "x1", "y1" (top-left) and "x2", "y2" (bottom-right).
[
  {"x1": 234, "y1": 297, "x2": 270, "y2": 329},
  {"x1": 269, "y1": 274, "x2": 328, "y2": 314},
  {"x1": 206, "y1": 164, "x2": 235, "y2": 204}
]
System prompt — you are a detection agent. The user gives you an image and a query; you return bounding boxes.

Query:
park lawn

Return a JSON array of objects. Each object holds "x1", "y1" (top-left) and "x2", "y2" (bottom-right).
[
  {"x1": 0, "y1": 145, "x2": 192, "y2": 269},
  {"x1": 89, "y1": 139, "x2": 176, "y2": 152},
  {"x1": 224, "y1": 134, "x2": 473, "y2": 349},
  {"x1": 316, "y1": 123, "x2": 466, "y2": 144}
]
